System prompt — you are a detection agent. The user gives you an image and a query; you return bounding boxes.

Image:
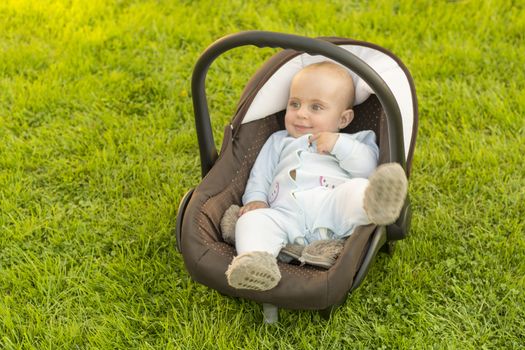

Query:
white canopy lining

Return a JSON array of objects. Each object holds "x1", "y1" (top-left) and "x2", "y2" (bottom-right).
[{"x1": 241, "y1": 45, "x2": 415, "y2": 161}]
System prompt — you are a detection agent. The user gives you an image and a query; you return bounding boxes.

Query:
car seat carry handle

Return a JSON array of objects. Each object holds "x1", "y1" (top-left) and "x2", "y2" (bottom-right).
[{"x1": 192, "y1": 31, "x2": 405, "y2": 177}]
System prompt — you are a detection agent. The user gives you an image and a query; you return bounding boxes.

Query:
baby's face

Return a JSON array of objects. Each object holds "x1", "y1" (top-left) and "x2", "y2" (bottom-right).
[{"x1": 284, "y1": 67, "x2": 353, "y2": 138}]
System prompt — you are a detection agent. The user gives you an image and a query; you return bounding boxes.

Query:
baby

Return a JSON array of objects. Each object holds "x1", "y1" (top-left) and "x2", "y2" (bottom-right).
[{"x1": 226, "y1": 61, "x2": 407, "y2": 291}]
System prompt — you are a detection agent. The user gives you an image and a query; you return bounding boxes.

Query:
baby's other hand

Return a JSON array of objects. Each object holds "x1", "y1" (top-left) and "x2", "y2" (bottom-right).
[
  {"x1": 310, "y1": 132, "x2": 339, "y2": 154},
  {"x1": 239, "y1": 201, "x2": 269, "y2": 216}
]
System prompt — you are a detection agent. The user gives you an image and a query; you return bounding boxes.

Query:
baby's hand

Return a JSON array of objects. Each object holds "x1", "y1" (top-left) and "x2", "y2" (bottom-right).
[
  {"x1": 239, "y1": 201, "x2": 269, "y2": 216},
  {"x1": 309, "y1": 132, "x2": 339, "y2": 154}
]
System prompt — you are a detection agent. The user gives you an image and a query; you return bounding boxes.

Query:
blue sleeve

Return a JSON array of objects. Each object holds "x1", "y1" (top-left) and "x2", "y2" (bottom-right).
[
  {"x1": 331, "y1": 130, "x2": 379, "y2": 178},
  {"x1": 242, "y1": 131, "x2": 285, "y2": 205}
]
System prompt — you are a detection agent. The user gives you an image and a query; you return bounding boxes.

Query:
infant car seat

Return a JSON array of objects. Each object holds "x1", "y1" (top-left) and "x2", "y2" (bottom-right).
[{"x1": 176, "y1": 31, "x2": 418, "y2": 318}]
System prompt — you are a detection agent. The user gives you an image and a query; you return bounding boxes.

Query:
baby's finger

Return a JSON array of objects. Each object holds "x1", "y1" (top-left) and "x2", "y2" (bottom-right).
[
  {"x1": 309, "y1": 133, "x2": 320, "y2": 142},
  {"x1": 316, "y1": 144, "x2": 329, "y2": 154},
  {"x1": 308, "y1": 133, "x2": 320, "y2": 147}
]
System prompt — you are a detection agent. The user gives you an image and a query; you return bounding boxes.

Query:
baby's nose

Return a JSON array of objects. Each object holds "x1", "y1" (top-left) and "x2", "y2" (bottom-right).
[{"x1": 297, "y1": 107, "x2": 308, "y2": 118}]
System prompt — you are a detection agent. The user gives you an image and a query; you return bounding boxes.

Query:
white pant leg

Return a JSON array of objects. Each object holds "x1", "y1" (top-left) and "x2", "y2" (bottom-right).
[
  {"x1": 304, "y1": 178, "x2": 371, "y2": 239},
  {"x1": 235, "y1": 208, "x2": 292, "y2": 257}
]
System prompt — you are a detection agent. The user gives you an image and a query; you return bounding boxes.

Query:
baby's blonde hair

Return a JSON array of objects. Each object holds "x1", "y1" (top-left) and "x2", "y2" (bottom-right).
[{"x1": 301, "y1": 61, "x2": 355, "y2": 108}]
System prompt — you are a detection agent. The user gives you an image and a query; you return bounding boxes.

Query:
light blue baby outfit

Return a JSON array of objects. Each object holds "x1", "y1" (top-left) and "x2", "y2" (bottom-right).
[{"x1": 235, "y1": 130, "x2": 379, "y2": 256}]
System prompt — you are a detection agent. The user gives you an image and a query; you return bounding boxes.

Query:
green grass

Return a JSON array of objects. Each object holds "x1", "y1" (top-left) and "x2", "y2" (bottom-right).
[{"x1": 1, "y1": 0, "x2": 524, "y2": 348}]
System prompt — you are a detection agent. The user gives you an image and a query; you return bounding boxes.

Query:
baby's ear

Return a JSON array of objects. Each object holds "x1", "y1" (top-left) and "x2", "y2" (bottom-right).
[{"x1": 339, "y1": 109, "x2": 354, "y2": 129}]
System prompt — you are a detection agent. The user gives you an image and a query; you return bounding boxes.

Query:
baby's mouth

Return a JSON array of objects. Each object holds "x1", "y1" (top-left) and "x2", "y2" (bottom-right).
[{"x1": 294, "y1": 125, "x2": 312, "y2": 133}]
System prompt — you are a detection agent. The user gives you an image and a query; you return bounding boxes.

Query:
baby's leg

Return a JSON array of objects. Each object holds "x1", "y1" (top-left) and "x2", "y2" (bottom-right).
[
  {"x1": 311, "y1": 163, "x2": 408, "y2": 236},
  {"x1": 227, "y1": 209, "x2": 289, "y2": 291},
  {"x1": 313, "y1": 178, "x2": 371, "y2": 237},
  {"x1": 235, "y1": 209, "x2": 289, "y2": 256}
]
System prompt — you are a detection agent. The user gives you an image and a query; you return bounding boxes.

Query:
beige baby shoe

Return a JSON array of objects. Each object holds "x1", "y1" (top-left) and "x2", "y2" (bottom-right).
[
  {"x1": 226, "y1": 251, "x2": 281, "y2": 291},
  {"x1": 300, "y1": 239, "x2": 345, "y2": 269},
  {"x1": 220, "y1": 204, "x2": 240, "y2": 245},
  {"x1": 278, "y1": 243, "x2": 305, "y2": 262},
  {"x1": 363, "y1": 163, "x2": 408, "y2": 225}
]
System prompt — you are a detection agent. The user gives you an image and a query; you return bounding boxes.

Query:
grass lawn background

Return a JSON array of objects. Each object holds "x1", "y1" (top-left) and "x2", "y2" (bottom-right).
[{"x1": 1, "y1": 0, "x2": 524, "y2": 348}]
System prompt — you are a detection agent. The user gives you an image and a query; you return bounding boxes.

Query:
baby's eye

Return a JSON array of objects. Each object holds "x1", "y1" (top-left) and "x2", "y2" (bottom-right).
[
  {"x1": 289, "y1": 101, "x2": 300, "y2": 109},
  {"x1": 311, "y1": 104, "x2": 323, "y2": 111}
]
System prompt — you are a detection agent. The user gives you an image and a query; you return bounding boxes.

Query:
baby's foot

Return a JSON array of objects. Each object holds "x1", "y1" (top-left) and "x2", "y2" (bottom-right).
[
  {"x1": 278, "y1": 243, "x2": 305, "y2": 262},
  {"x1": 300, "y1": 239, "x2": 345, "y2": 269},
  {"x1": 226, "y1": 251, "x2": 281, "y2": 291},
  {"x1": 363, "y1": 163, "x2": 408, "y2": 225},
  {"x1": 220, "y1": 204, "x2": 240, "y2": 245}
]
